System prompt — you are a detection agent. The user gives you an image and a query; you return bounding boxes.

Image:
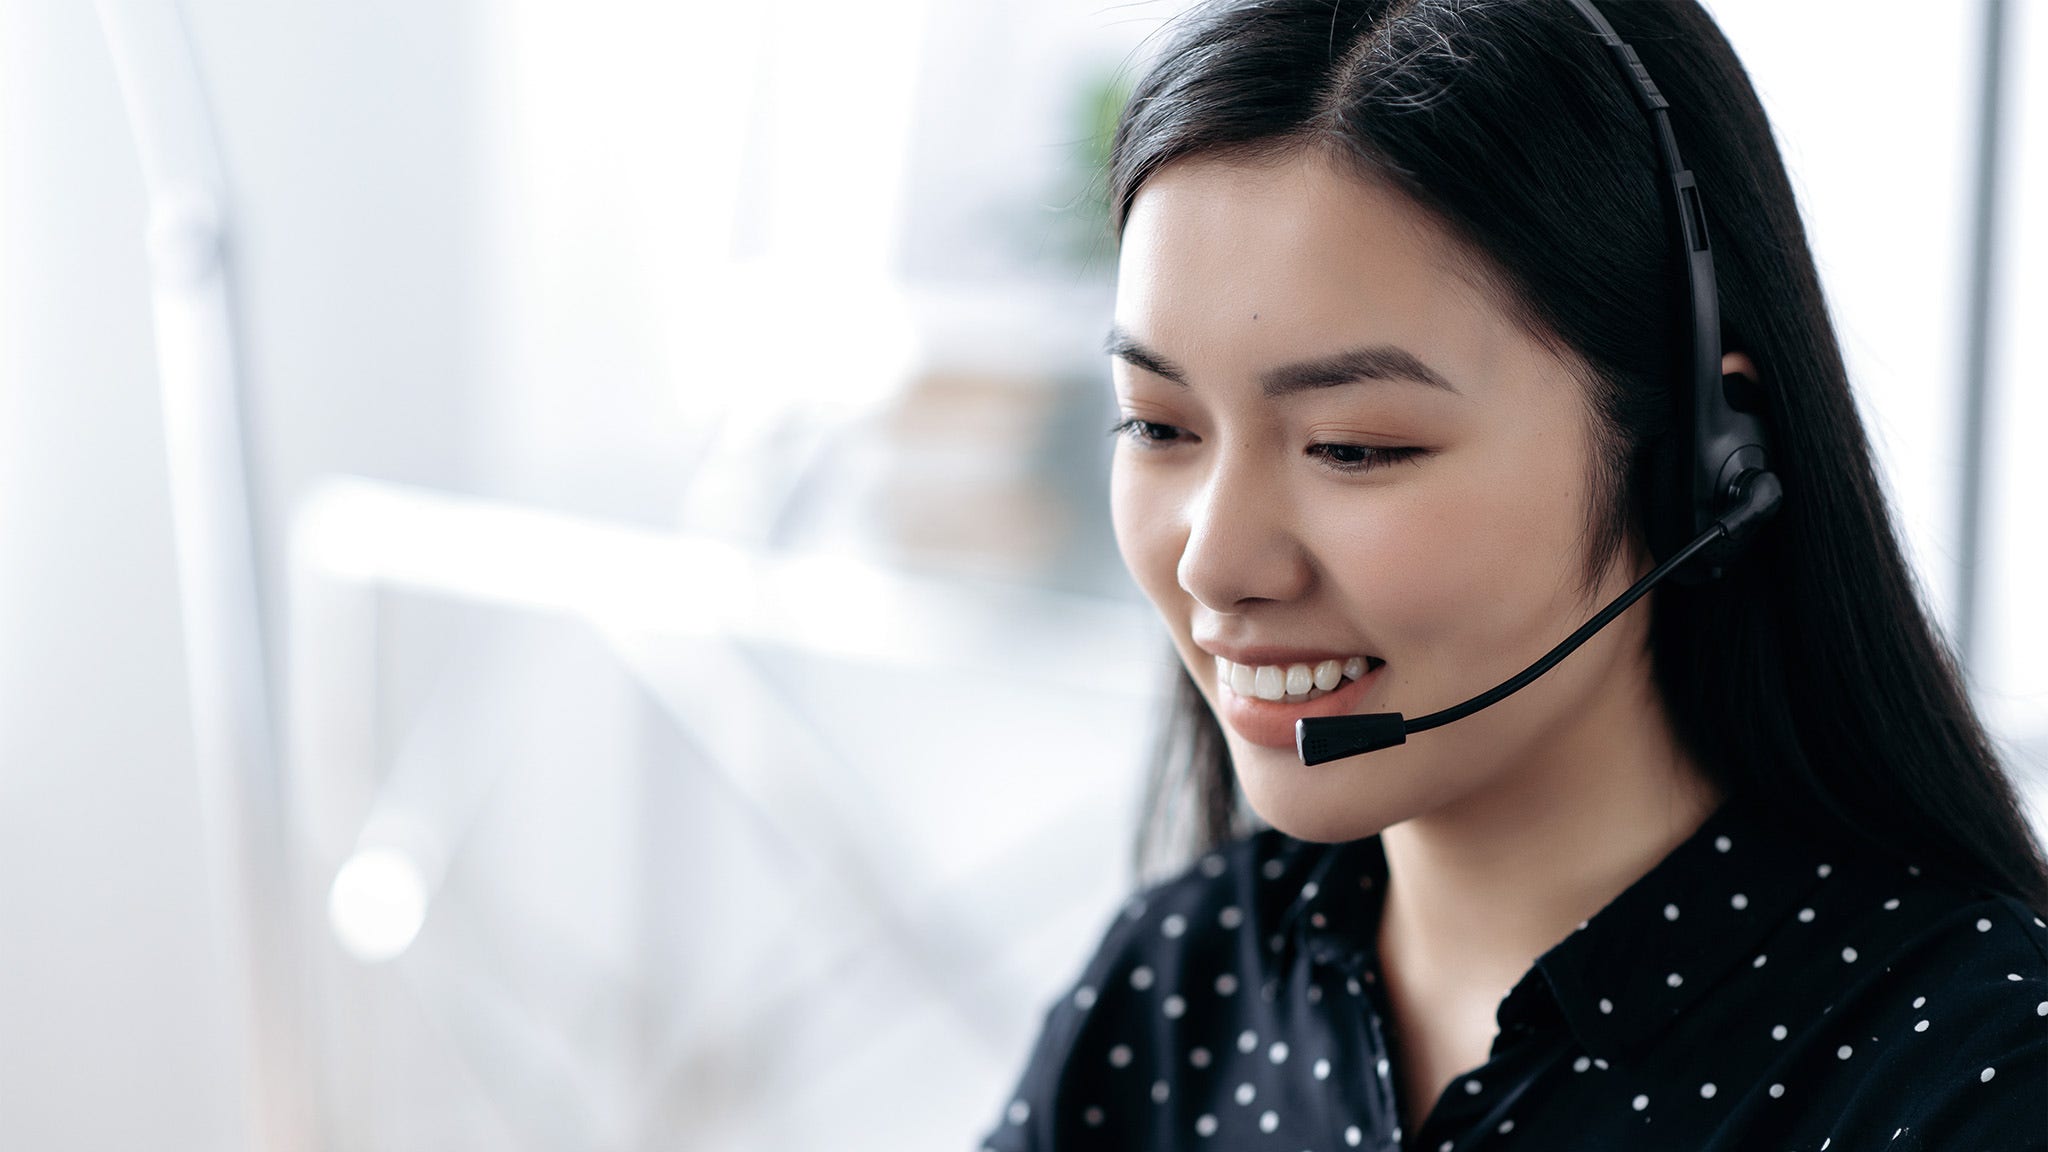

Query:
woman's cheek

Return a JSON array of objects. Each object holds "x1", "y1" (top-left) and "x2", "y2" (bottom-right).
[
  {"x1": 1109, "y1": 461, "x2": 1181, "y2": 607},
  {"x1": 1320, "y1": 493, "x2": 1472, "y2": 627}
]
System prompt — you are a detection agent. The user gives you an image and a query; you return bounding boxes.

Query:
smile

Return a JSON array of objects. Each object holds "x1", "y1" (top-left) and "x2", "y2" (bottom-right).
[
  {"x1": 1213, "y1": 654, "x2": 1378, "y2": 703},
  {"x1": 1211, "y1": 655, "x2": 1389, "y2": 750}
]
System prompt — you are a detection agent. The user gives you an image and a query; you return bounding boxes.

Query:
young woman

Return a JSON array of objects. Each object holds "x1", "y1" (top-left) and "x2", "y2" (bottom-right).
[{"x1": 979, "y1": 1, "x2": 2048, "y2": 1149}]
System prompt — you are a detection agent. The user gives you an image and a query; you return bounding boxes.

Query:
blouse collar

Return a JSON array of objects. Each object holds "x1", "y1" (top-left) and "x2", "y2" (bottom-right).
[{"x1": 1275, "y1": 791, "x2": 1843, "y2": 1065}]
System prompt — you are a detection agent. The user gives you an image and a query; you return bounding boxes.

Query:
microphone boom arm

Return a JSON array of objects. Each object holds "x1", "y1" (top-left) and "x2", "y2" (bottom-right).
[{"x1": 1295, "y1": 469, "x2": 1780, "y2": 765}]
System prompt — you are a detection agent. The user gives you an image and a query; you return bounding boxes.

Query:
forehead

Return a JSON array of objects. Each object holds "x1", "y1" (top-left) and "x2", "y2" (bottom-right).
[{"x1": 1114, "y1": 150, "x2": 1537, "y2": 400}]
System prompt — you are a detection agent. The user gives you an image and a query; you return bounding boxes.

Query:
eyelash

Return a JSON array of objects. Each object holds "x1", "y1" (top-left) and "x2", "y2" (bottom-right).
[{"x1": 1106, "y1": 417, "x2": 1427, "y2": 475}]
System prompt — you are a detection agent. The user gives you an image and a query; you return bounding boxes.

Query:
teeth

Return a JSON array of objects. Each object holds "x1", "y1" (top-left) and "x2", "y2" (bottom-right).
[
  {"x1": 1212, "y1": 654, "x2": 1377, "y2": 703},
  {"x1": 1253, "y1": 665, "x2": 1285, "y2": 701},
  {"x1": 1229, "y1": 660, "x2": 1256, "y2": 696}
]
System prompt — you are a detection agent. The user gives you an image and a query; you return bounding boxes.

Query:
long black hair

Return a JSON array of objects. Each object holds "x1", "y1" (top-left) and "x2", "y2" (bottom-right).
[{"x1": 1105, "y1": 0, "x2": 2048, "y2": 917}]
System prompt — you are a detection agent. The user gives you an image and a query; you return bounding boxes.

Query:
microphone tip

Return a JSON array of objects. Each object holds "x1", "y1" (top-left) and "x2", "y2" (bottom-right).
[{"x1": 1295, "y1": 712, "x2": 1408, "y2": 765}]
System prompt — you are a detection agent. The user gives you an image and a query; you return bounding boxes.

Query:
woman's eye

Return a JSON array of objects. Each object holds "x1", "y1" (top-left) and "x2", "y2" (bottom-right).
[
  {"x1": 1107, "y1": 417, "x2": 1184, "y2": 446},
  {"x1": 1309, "y1": 443, "x2": 1427, "y2": 474}
]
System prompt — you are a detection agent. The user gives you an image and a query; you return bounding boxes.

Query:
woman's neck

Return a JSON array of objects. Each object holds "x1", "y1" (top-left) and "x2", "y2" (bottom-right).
[{"x1": 1375, "y1": 667, "x2": 1725, "y2": 1009}]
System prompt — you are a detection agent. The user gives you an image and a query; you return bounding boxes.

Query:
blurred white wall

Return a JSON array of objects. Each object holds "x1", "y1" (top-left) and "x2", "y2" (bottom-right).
[{"x1": 0, "y1": 0, "x2": 244, "y2": 1147}]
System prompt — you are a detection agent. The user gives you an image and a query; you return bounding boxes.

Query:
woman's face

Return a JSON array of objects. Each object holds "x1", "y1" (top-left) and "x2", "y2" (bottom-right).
[{"x1": 1109, "y1": 149, "x2": 1656, "y2": 843}]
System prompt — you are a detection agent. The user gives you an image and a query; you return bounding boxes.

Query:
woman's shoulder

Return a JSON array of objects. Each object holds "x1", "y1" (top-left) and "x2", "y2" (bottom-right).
[
  {"x1": 975, "y1": 827, "x2": 1334, "y2": 1151},
  {"x1": 1093, "y1": 826, "x2": 1333, "y2": 974},
  {"x1": 1789, "y1": 876, "x2": 2048, "y2": 1149}
]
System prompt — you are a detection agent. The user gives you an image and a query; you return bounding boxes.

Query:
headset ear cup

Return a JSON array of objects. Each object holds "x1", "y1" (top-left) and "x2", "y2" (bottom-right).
[{"x1": 1722, "y1": 370, "x2": 1763, "y2": 414}]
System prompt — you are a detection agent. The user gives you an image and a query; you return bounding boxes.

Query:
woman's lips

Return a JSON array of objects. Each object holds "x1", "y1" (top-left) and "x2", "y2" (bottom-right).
[{"x1": 1215, "y1": 659, "x2": 1386, "y2": 750}]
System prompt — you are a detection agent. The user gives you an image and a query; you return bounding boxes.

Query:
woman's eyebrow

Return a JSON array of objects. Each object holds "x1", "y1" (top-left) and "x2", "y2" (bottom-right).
[{"x1": 1102, "y1": 323, "x2": 1462, "y2": 397}]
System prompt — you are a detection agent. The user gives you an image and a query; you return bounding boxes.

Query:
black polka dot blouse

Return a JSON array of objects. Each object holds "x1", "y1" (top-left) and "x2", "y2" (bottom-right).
[{"x1": 978, "y1": 792, "x2": 2048, "y2": 1151}]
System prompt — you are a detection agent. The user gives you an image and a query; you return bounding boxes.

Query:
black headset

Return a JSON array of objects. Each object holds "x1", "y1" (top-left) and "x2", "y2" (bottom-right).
[{"x1": 1295, "y1": 0, "x2": 1785, "y2": 765}]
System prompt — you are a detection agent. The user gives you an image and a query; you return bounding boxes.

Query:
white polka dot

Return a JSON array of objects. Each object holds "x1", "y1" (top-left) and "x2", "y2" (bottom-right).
[
  {"x1": 1883, "y1": 897, "x2": 1899, "y2": 910},
  {"x1": 1599, "y1": 997, "x2": 1613, "y2": 1014},
  {"x1": 1306, "y1": 984, "x2": 1323, "y2": 1004},
  {"x1": 1301, "y1": 880, "x2": 1319, "y2": 900},
  {"x1": 1700, "y1": 1082, "x2": 1717, "y2": 1099},
  {"x1": 1347, "y1": 977, "x2": 1362, "y2": 995},
  {"x1": 1772, "y1": 1024, "x2": 1787, "y2": 1040},
  {"x1": 1345, "y1": 1126, "x2": 1362, "y2": 1147},
  {"x1": 1667, "y1": 972, "x2": 1684, "y2": 987},
  {"x1": 1200, "y1": 854, "x2": 1226, "y2": 878},
  {"x1": 1715, "y1": 835, "x2": 1732, "y2": 852},
  {"x1": 1574, "y1": 1056, "x2": 1591, "y2": 1072},
  {"x1": 1731, "y1": 893, "x2": 1749, "y2": 909},
  {"x1": 1908, "y1": 864, "x2": 1920, "y2": 876},
  {"x1": 1269, "y1": 1041, "x2": 1289, "y2": 1064},
  {"x1": 1152, "y1": 1080, "x2": 1170, "y2": 1104},
  {"x1": 1008, "y1": 1100, "x2": 1030, "y2": 1124},
  {"x1": 1578, "y1": 919, "x2": 1589, "y2": 930},
  {"x1": 1593, "y1": 1058, "x2": 1609, "y2": 1070},
  {"x1": 1234, "y1": 1082, "x2": 1255, "y2": 1105},
  {"x1": 1664, "y1": 903, "x2": 1680, "y2": 921},
  {"x1": 1976, "y1": 918, "x2": 1992, "y2": 932},
  {"x1": 1913, "y1": 996, "x2": 1925, "y2": 1008},
  {"x1": 1162, "y1": 914, "x2": 1186, "y2": 939},
  {"x1": 1195, "y1": 1113, "x2": 1218, "y2": 1137},
  {"x1": 1441, "y1": 1143, "x2": 1454, "y2": 1152},
  {"x1": 1914, "y1": 1019, "x2": 1928, "y2": 1032},
  {"x1": 1837, "y1": 1044, "x2": 1853, "y2": 1060},
  {"x1": 1109, "y1": 1045, "x2": 1133, "y2": 1067},
  {"x1": 1313, "y1": 1057, "x2": 1331, "y2": 1080},
  {"x1": 1798, "y1": 907, "x2": 1815, "y2": 922},
  {"x1": 1084, "y1": 1105, "x2": 1104, "y2": 1126},
  {"x1": 1818, "y1": 863, "x2": 1832, "y2": 877},
  {"x1": 1124, "y1": 897, "x2": 1147, "y2": 920},
  {"x1": 1218, "y1": 906, "x2": 1242, "y2": 929},
  {"x1": 1262, "y1": 859, "x2": 1285, "y2": 880},
  {"x1": 1464, "y1": 1078, "x2": 1482, "y2": 1094},
  {"x1": 1377, "y1": 1056, "x2": 1390, "y2": 1077},
  {"x1": 1822, "y1": 1138, "x2": 1831, "y2": 1150},
  {"x1": 1216, "y1": 973, "x2": 1238, "y2": 995},
  {"x1": 1074, "y1": 985, "x2": 1097, "y2": 1010},
  {"x1": 1632, "y1": 1094, "x2": 1649, "y2": 1111},
  {"x1": 1753, "y1": 953, "x2": 1768, "y2": 968},
  {"x1": 1190, "y1": 1047, "x2": 1211, "y2": 1068},
  {"x1": 1130, "y1": 966, "x2": 1154, "y2": 990},
  {"x1": 1981, "y1": 1066, "x2": 1996, "y2": 1083},
  {"x1": 1498, "y1": 1118, "x2": 1515, "y2": 1134},
  {"x1": 1768, "y1": 1083, "x2": 1784, "y2": 1098},
  {"x1": 1237, "y1": 1029, "x2": 1258, "y2": 1054},
  {"x1": 2037, "y1": 1001, "x2": 2047, "y2": 1017},
  {"x1": 1842, "y1": 947, "x2": 1858, "y2": 963},
  {"x1": 1163, "y1": 995, "x2": 1186, "y2": 1019},
  {"x1": 2006, "y1": 972, "x2": 2023, "y2": 981},
  {"x1": 1258, "y1": 1110, "x2": 1278, "y2": 1133}
]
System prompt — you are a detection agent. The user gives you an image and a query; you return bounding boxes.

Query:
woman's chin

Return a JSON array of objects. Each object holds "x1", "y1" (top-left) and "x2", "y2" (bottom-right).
[{"x1": 1229, "y1": 741, "x2": 1409, "y2": 844}]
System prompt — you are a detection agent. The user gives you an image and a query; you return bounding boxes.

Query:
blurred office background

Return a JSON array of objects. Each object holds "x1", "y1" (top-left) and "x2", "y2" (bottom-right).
[{"x1": 0, "y1": 1, "x2": 2042, "y2": 1149}]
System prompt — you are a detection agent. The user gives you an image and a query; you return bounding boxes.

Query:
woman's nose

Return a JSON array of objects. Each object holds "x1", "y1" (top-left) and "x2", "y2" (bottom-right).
[{"x1": 1174, "y1": 462, "x2": 1311, "y2": 613}]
